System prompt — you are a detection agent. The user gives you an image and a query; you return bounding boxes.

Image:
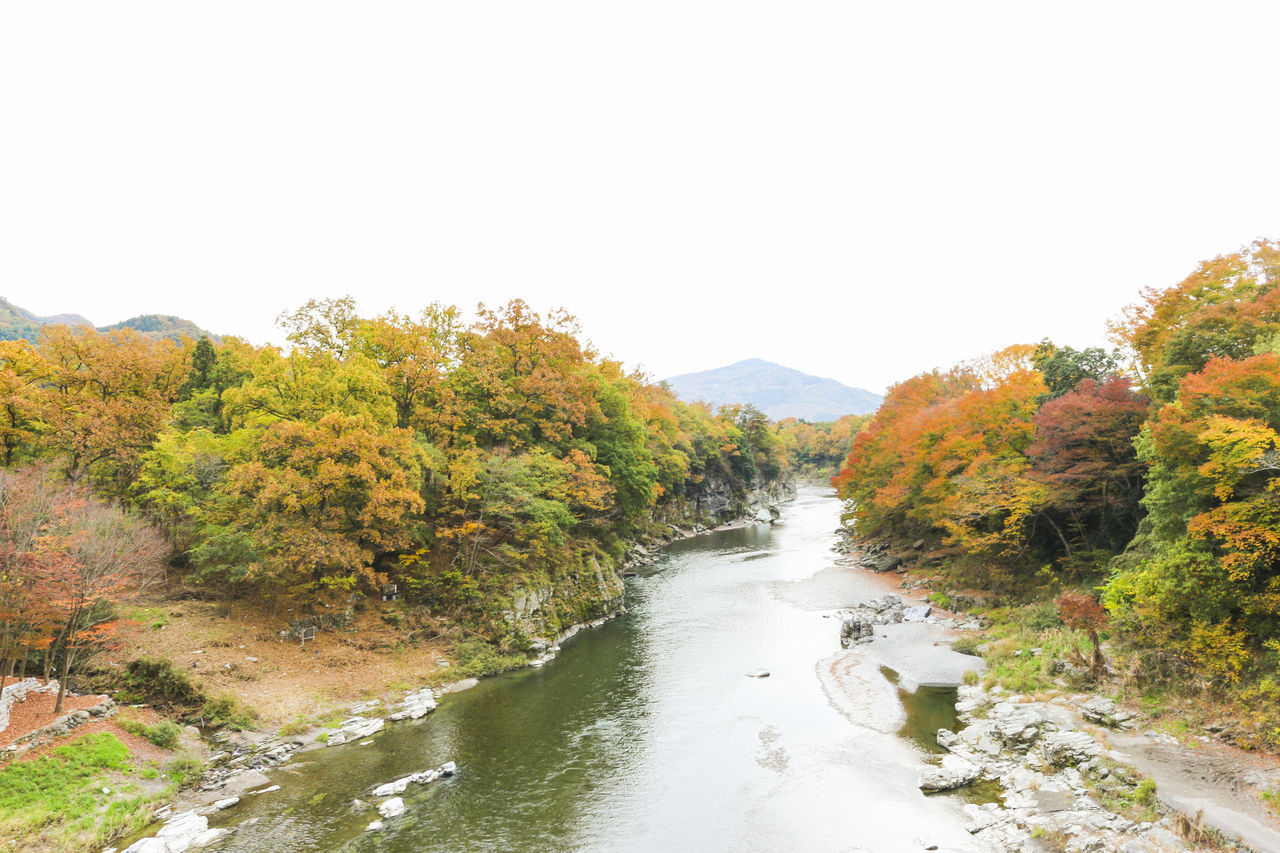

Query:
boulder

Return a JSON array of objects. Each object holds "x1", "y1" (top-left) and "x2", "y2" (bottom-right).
[
  {"x1": 326, "y1": 716, "x2": 384, "y2": 746},
  {"x1": 902, "y1": 605, "x2": 933, "y2": 622},
  {"x1": 919, "y1": 754, "x2": 982, "y2": 791},
  {"x1": 989, "y1": 704, "x2": 1046, "y2": 749},
  {"x1": 213, "y1": 796, "x2": 239, "y2": 810},
  {"x1": 1040, "y1": 731, "x2": 1102, "y2": 768},
  {"x1": 377, "y1": 797, "x2": 406, "y2": 819},
  {"x1": 1080, "y1": 696, "x2": 1137, "y2": 729}
]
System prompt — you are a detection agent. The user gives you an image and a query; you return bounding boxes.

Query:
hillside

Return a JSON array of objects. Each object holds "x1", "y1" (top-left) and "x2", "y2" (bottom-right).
[
  {"x1": 98, "y1": 314, "x2": 215, "y2": 342},
  {"x1": 0, "y1": 298, "x2": 214, "y2": 343},
  {"x1": 0, "y1": 298, "x2": 92, "y2": 341},
  {"x1": 665, "y1": 358, "x2": 883, "y2": 421}
]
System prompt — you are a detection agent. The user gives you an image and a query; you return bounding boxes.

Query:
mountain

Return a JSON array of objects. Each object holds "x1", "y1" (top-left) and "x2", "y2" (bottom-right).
[
  {"x1": 0, "y1": 298, "x2": 93, "y2": 341},
  {"x1": 0, "y1": 298, "x2": 215, "y2": 343},
  {"x1": 665, "y1": 358, "x2": 883, "y2": 422},
  {"x1": 97, "y1": 314, "x2": 216, "y2": 342}
]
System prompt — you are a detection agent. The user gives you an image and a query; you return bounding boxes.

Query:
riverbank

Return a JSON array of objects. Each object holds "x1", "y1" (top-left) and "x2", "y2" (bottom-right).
[
  {"x1": 827, "y1": 541, "x2": 1280, "y2": 851},
  {"x1": 101, "y1": 502, "x2": 800, "y2": 852}
]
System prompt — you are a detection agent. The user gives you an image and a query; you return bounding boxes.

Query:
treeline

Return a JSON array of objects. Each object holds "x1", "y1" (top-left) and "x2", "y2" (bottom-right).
[
  {"x1": 775, "y1": 414, "x2": 868, "y2": 480},
  {"x1": 0, "y1": 298, "x2": 789, "y2": 674},
  {"x1": 834, "y1": 239, "x2": 1280, "y2": 711}
]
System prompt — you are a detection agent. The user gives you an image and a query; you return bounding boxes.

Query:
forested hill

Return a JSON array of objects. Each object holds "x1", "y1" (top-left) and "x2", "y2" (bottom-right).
[
  {"x1": 666, "y1": 358, "x2": 883, "y2": 421},
  {"x1": 0, "y1": 297, "x2": 215, "y2": 342}
]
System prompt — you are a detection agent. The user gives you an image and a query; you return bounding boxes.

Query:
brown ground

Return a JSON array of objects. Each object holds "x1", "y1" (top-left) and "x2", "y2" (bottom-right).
[
  {"x1": 117, "y1": 598, "x2": 451, "y2": 727},
  {"x1": 0, "y1": 687, "x2": 108, "y2": 749}
]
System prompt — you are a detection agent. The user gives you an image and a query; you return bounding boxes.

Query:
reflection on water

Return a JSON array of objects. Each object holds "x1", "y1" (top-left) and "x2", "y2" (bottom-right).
[{"x1": 202, "y1": 489, "x2": 977, "y2": 852}]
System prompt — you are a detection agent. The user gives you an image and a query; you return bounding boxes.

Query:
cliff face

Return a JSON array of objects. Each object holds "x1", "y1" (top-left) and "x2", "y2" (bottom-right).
[{"x1": 501, "y1": 468, "x2": 797, "y2": 644}]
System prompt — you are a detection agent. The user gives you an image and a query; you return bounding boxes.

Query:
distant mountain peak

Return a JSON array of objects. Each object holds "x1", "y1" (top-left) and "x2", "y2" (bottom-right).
[{"x1": 665, "y1": 359, "x2": 882, "y2": 421}]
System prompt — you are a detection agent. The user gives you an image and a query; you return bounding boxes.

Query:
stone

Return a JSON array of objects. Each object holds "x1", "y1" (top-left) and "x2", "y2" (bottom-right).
[
  {"x1": 326, "y1": 716, "x2": 384, "y2": 746},
  {"x1": 1041, "y1": 731, "x2": 1102, "y2": 768},
  {"x1": 902, "y1": 605, "x2": 933, "y2": 622},
  {"x1": 936, "y1": 728, "x2": 960, "y2": 750},
  {"x1": 919, "y1": 754, "x2": 981, "y2": 791},
  {"x1": 1033, "y1": 784, "x2": 1076, "y2": 812},
  {"x1": 439, "y1": 761, "x2": 457, "y2": 776},
  {"x1": 190, "y1": 828, "x2": 231, "y2": 848},
  {"x1": 371, "y1": 778, "x2": 409, "y2": 797},
  {"x1": 377, "y1": 797, "x2": 406, "y2": 819},
  {"x1": 746, "y1": 669, "x2": 770, "y2": 678},
  {"x1": 365, "y1": 820, "x2": 384, "y2": 832},
  {"x1": 213, "y1": 796, "x2": 239, "y2": 810}
]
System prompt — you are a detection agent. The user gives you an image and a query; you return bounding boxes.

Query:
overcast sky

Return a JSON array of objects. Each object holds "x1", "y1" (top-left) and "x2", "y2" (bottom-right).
[{"x1": 4, "y1": 3, "x2": 1279, "y2": 393}]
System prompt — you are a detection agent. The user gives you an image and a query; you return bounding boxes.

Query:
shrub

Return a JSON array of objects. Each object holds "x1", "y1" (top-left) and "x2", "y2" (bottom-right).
[
  {"x1": 165, "y1": 756, "x2": 205, "y2": 787},
  {"x1": 199, "y1": 694, "x2": 257, "y2": 731},
  {"x1": 123, "y1": 657, "x2": 205, "y2": 708}
]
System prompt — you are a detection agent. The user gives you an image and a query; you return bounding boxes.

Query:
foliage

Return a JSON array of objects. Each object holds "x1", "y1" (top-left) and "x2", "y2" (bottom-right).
[{"x1": 198, "y1": 693, "x2": 257, "y2": 730}]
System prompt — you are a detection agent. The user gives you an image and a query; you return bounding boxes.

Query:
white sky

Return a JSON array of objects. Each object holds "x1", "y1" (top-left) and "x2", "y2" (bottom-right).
[{"x1": 3, "y1": 2, "x2": 1279, "y2": 393}]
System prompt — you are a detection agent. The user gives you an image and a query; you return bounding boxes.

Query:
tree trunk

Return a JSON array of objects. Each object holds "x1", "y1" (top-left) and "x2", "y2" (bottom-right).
[
  {"x1": 55, "y1": 646, "x2": 71, "y2": 714},
  {"x1": 1088, "y1": 628, "x2": 1105, "y2": 678}
]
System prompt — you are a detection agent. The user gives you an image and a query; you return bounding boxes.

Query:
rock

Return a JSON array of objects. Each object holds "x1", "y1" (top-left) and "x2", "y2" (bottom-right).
[
  {"x1": 439, "y1": 761, "x2": 457, "y2": 776},
  {"x1": 388, "y1": 688, "x2": 437, "y2": 722},
  {"x1": 249, "y1": 785, "x2": 280, "y2": 794},
  {"x1": 377, "y1": 797, "x2": 406, "y2": 819},
  {"x1": 326, "y1": 716, "x2": 384, "y2": 746},
  {"x1": 936, "y1": 728, "x2": 961, "y2": 751},
  {"x1": 1032, "y1": 783, "x2": 1076, "y2": 812},
  {"x1": 371, "y1": 778, "x2": 410, "y2": 797},
  {"x1": 1080, "y1": 695, "x2": 1137, "y2": 729},
  {"x1": 120, "y1": 810, "x2": 210, "y2": 853},
  {"x1": 365, "y1": 820, "x2": 384, "y2": 832},
  {"x1": 902, "y1": 604, "x2": 933, "y2": 622},
  {"x1": 919, "y1": 754, "x2": 981, "y2": 791},
  {"x1": 1041, "y1": 731, "x2": 1102, "y2": 767},
  {"x1": 213, "y1": 796, "x2": 239, "y2": 810},
  {"x1": 746, "y1": 669, "x2": 770, "y2": 678},
  {"x1": 190, "y1": 828, "x2": 231, "y2": 848},
  {"x1": 989, "y1": 703, "x2": 1046, "y2": 748}
]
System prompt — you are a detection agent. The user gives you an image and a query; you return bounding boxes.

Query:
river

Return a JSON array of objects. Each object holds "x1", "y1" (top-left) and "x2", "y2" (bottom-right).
[{"x1": 204, "y1": 487, "x2": 981, "y2": 852}]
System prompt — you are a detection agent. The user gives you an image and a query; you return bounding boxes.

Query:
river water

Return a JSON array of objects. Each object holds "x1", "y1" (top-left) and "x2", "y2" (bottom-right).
[{"x1": 205, "y1": 488, "x2": 980, "y2": 852}]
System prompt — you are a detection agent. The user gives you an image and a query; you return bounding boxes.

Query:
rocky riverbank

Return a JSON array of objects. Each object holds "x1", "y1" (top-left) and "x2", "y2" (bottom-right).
[{"x1": 826, "y1": 548, "x2": 1280, "y2": 852}]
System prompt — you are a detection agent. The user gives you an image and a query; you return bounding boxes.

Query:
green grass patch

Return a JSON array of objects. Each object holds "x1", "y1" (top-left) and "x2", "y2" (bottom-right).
[{"x1": 0, "y1": 732, "x2": 141, "y2": 849}]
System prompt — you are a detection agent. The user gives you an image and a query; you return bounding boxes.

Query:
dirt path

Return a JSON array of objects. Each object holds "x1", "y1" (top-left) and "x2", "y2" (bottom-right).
[{"x1": 1106, "y1": 729, "x2": 1280, "y2": 851}]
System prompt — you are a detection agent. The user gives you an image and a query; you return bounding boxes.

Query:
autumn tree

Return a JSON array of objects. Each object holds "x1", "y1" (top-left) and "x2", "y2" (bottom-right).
[{"x1": 34, "y1": 326, "x2": 189, "y2": 489}]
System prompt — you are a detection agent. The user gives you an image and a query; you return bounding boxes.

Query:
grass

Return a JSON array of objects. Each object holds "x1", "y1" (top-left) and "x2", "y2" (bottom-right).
[
  {"x1": 1262, "y1": 788, "x2": 1280, "y2": 815},
  {"x1": 0, "y1": 732, "x2": 156, "y2": 851},
  {"x1": 115, "y1": 714, "x2": 182, "y2": 750}
]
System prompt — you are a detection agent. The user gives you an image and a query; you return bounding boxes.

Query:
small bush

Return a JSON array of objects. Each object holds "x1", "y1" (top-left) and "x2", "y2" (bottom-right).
[
  {"x1": 118, "y1": 716, "x2": 182, "y2": 749},
  {"x1": 453, "y1": 638, "x2": 527, "y2": 679},
  {"x1": 199, "y1": 694, "x2": 257, "y2": 731},
  {"x1": 165, "y1": 756, "x2": 205, "y2": 787},
  {"x1": 952, "y1": 636, "x2": 982, "y2": 656},
  {"x1": 123, "y1": 657, "x2": 205, "y2": 708}
]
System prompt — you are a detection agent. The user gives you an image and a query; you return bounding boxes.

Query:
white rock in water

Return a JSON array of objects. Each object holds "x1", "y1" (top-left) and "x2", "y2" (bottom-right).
[
  {"x1": 439, "y1": 761, "x2": 457, "y2": 776},
  {"x1": 213, "y1": 796, "x2": 240, "y2": 810},
  {"x1": 249, "y1": 785, "x2": 280, "y2": 795},
  {"x1": 371, "y1": 778, "x2": 409, "y2": 797},
  {"x1": 378, "y1": 797, "x2": 406, "y2": 819},
  {"x1": 366, "y1": 820, "x2": 384, "y2": 832},
  {"x1": 191, "y1": 828, "x2": 231, "y2": 848},
  {"x1": 746, "y1": 669, "x2": 770, "y2": 678},
  {"x1": 919, "y1": 755, "x2": 981, "y2": 791}
]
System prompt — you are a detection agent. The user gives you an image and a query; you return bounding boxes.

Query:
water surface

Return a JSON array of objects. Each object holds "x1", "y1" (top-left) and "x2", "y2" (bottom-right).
[{"x1": 206, "y1": 488, "x2": 978, "y2": 852}]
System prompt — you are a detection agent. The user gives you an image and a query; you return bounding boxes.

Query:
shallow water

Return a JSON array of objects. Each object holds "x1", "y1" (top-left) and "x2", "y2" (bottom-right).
[{"x1": 203, "y1": 488, "x2": 978, "y2": 852}]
